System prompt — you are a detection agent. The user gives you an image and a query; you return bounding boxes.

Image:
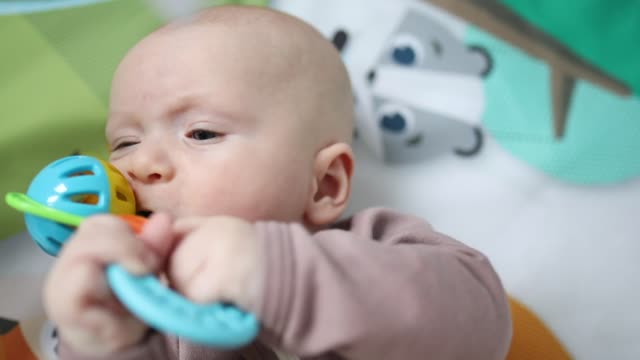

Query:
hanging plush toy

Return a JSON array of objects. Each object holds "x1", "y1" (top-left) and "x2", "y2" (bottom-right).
[{"x1": 273, "y1": 0, "x2": 491, "y2": 163}]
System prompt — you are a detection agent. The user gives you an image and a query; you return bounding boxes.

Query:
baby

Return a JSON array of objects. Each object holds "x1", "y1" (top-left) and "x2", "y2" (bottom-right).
[{"x1": 44, "y1": 5, "x2": 511, "y2": 360}]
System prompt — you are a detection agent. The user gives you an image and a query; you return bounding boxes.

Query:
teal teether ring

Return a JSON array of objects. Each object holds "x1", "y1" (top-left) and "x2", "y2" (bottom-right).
[{"x1": 107, "y1": 265, "x2": 258, "y2": 347}]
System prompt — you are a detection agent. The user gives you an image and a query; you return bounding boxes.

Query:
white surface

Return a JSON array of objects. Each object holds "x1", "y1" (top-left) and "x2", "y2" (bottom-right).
[
  {"x1": 0, "y1": 231, "x2": 56, "y2": 359},
  {"x1": 346, "y1": 135, "x2": 640, "y2": 360},
  {"x1": 0, "y1": 231, "x2": 53, "y2": 320}
]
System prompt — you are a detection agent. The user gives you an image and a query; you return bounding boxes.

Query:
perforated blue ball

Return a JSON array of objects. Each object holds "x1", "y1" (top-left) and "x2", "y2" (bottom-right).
[{"x1": 25, "y1": 156, "x2": 114, "y2": 256}]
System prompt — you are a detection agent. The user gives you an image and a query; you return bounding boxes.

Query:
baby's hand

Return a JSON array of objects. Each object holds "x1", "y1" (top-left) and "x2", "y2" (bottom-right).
[
  {"x1": 168, "y1": 216, "x2": 263, "y2": 312},
  {"x1": 43, "y1": 213, "x2": 175, "y2": 356}
]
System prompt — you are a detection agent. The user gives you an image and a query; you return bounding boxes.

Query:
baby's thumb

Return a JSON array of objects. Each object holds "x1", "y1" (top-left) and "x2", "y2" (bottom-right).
[{"x1": 137, "y1": 212, "x2": 177, "y2": 267}]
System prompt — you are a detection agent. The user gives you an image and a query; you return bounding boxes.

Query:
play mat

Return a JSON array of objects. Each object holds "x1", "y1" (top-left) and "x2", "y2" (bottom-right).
[{"x1": 1, "y1": 1, "x2": 639, "y2": 359}]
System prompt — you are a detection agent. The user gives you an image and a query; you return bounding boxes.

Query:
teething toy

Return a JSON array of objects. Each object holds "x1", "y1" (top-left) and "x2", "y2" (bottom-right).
[{"x1": 5, "y1": 155, "x2": 259, "y2": 348}]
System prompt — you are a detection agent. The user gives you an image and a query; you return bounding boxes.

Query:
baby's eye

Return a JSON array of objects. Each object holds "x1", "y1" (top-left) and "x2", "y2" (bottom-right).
[
  {"x1": 187, "y1": 129, "x2": 220, "y2": 141},
  {"x1": 112, "y1": 140, "x2": 138, "y2": 151}
]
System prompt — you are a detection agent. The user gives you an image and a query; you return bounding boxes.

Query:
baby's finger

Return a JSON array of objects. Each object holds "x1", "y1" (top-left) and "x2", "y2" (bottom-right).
[
  {"x1": 80, "y1": 307, "x2": 147, "y2": 350},
  {"x1": 59, "y1": 306, "x2": 147, "y2": 356},
  {"x1": 172, "y1": 216, "x2": 208, "y2": 236},
  {"x1": 137, "y1": 212, "x2": 177, "y2": 261},
  {"x1": 174, "y1": 266, "x2": 224, "y2": 304},
  {"x1": 61, "y1": 215, "x2": 159, "y2": 274},
  {"x1": 44, "y1": 259, "x2": 111, "y2": 323}
]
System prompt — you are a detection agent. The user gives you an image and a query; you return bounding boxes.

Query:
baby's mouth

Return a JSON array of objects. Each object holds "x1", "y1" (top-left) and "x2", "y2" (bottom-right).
[{"x1": 136, "y1": 210, "x2": 154, "y2": 218}]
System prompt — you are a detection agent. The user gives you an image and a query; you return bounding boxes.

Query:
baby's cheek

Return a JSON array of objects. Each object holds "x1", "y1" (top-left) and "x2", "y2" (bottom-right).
[
  {"x1": 249, "y1": 183, "x2": 308, "y2": 222},
  {"x1": 184, "y1": 159, "x2": 308, "y2": 221},
  {"x1": 183, "y1": 185, "x2": 257, "y2": 219}
]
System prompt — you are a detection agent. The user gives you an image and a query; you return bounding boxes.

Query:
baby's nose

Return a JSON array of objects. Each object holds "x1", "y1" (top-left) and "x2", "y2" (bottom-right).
[
  {"x1": 129, "y1": 165, "x2": 174, "y2": 184},
  {"x1": 127, "y1": 149, "x2": 175, "y2": 184}
]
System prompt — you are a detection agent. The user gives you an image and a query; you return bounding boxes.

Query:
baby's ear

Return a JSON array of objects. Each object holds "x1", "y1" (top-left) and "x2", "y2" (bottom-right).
[{"x1": 304, "y1": 143, "x2": 354, "y2": 226}]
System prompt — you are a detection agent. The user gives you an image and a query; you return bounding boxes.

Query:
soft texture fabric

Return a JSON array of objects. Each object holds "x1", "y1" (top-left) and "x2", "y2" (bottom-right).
[
  {"x1": 500, "y1": 0, "x2": 640, "y2": 94},
  {"x1": 474, "y1": 0, "x2": 640, "y2": 184},
  {"x1": 466, "y1": 26, "x2": 640, "y2": 185},
  {"x1": 58, "y1": 207, "x2": 512, "y2": 360},
  {"x1": 0, "y1": 319, "x2": 38, "y2": 360},
  {"x1": 506, "y1": 297, "x2": 572, "y2": 360}
]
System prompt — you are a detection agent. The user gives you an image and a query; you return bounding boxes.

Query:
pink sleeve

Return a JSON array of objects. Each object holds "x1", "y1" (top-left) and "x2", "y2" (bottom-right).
[{"x1": 254, "y1": 207, "x2": 512, "y2": 360}]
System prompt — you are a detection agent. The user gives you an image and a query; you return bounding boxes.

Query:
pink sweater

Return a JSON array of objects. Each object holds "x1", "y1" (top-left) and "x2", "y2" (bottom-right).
[{"x1": 59, "y1": 207, "x2": 512, "y2": 359}]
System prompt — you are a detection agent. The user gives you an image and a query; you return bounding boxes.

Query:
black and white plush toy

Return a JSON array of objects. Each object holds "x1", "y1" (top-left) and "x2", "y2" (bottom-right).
[{"x1": 272, "y1": 0, "x2": 491, "y2": 163}]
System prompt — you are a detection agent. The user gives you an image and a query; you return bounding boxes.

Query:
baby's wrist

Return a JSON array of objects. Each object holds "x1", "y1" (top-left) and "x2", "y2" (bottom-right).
[
  {"x1": 57, "y1": 330, "x2": 111, "y2": 358},
  {"x1": 57, "y1": 323, "x2": 149, "y2": 357},
  {"x1": 58, "y1": 332, "x2": 155, "y2": 360},
  {"x1": 225, "y1": 219, "x2": 264, "y2": 312}
]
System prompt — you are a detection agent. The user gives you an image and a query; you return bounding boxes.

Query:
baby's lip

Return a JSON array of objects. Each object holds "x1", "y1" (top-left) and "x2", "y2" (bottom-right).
[{"x1": 136, "y1": 209, "x2": 154, "y2": 218}]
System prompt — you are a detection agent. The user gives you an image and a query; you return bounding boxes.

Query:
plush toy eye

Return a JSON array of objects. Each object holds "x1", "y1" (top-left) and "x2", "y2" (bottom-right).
[
  {"x1": 331, "y1": 28, "x2": 349, "y2": 52},
  {"x1": 377, "y1": 103, "x2": 415, "y2": 134},
  {"x1": 39, "y1": 320, "x2": 60, "y2": 358},
  {"x1": 381, "y1": 113, "x2": 407, "y2": 132},
  {"x1": 431, "y1": 40, "x2": 443, "y2": 56},
  {"x1": 389, "y1": 34, "x2": 424, "y2": 66}
]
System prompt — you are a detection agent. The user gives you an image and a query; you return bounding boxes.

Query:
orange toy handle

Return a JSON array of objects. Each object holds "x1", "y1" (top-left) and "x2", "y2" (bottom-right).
[{"x1": 118, "y1": 214, "x2": 148, "y2": 234}]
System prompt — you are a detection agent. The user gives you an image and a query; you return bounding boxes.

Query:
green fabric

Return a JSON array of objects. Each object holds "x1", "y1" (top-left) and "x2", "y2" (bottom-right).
[
  {"x1": 0, "y1": 14, "x2": 108, "y2": 239},
  {"x1": 500, "y1": 0, "x2": 640, "y2": 95},
  {"x1": 25, "y1": 0, "x2": 164, "y2": 104},
  {"x1": 0, "y1": 0, "x2": 267, "y2": 240},
  {"x1": 216, "y1": 0, "x2": 268, "y2": 5},
  {"x1": 466, "y1": 27, "x2": 640, "y2": 185}
]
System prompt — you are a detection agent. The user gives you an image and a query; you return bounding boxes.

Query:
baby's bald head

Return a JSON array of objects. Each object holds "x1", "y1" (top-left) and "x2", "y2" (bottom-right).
[{"x1": 135, "y1": 6, "x2": 354, "y2": 148}]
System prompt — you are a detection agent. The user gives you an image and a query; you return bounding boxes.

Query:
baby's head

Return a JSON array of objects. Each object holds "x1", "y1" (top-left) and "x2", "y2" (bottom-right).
[{"x1": 107, "y1": 6, "x2": 354, "y2": 227}]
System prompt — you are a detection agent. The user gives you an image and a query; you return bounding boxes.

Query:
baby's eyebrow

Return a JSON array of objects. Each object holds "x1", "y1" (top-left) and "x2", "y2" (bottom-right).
[
  {"x1": 166, "y1": 95, "x2": 254, "y2": 125},
  {"x1": 105, "y1": 95, "x2": 255, "y2": 136},
  {"x1": 105, "y1": 112, "x2": 132, "y2": 132}
]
